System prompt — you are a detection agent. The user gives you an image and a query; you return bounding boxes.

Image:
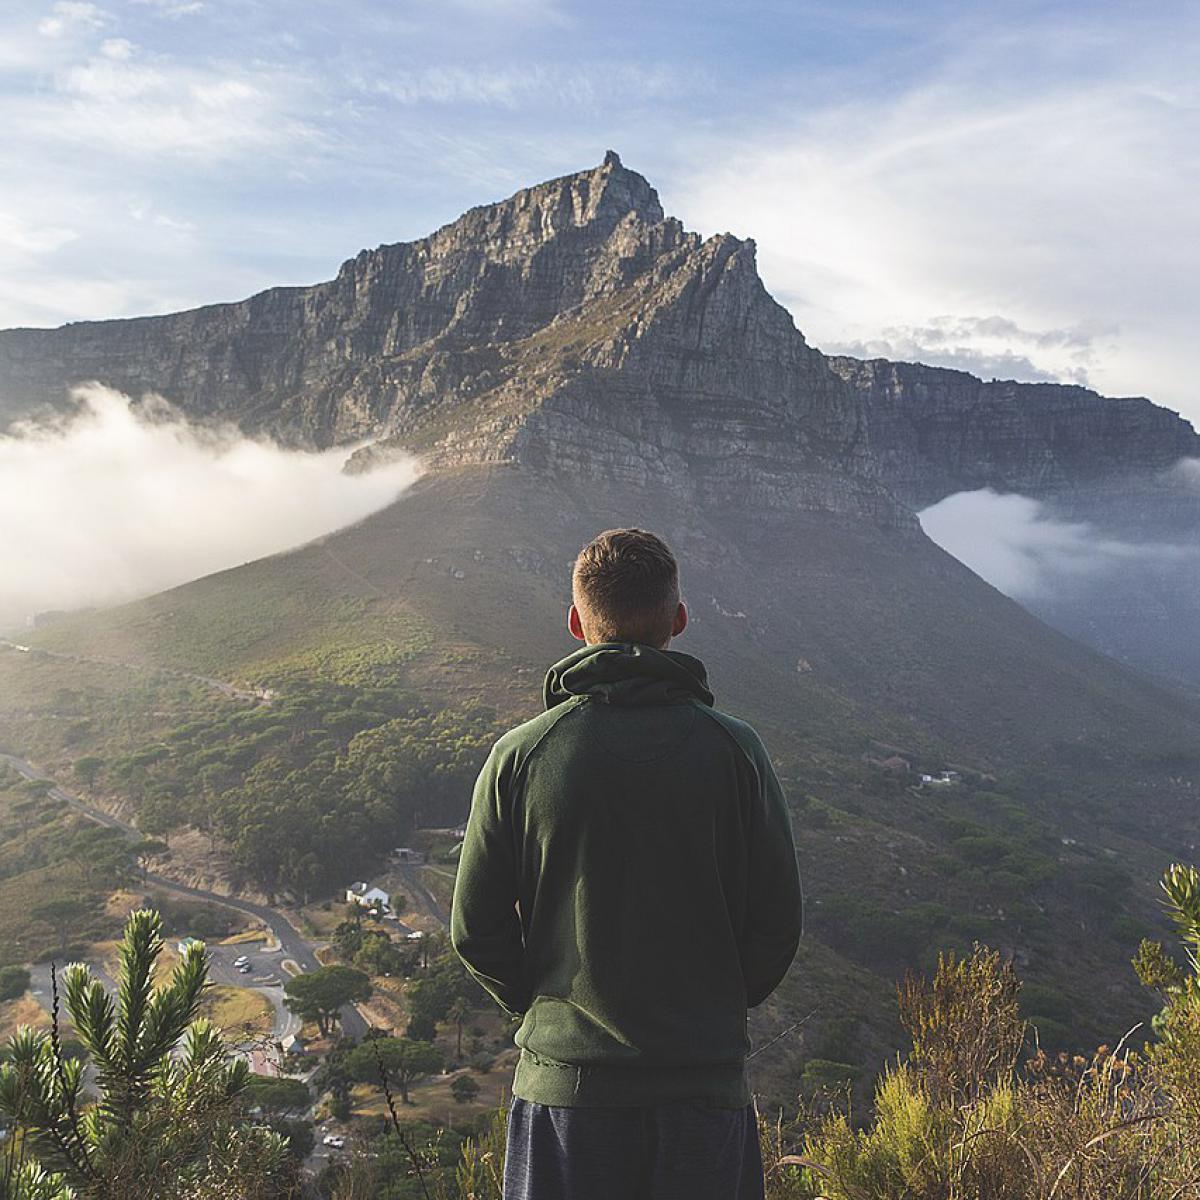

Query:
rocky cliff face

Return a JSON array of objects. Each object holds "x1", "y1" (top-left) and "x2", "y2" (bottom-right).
[
  {"x1": 2, "y1": 152, "x2": 1197, "y2": 545},
  {"x1": 829, "y1": 357, "x2": 1200, "y2": 511},
  {"x1": 0, "y1": 152, "x2": 907, "y2": 528}
]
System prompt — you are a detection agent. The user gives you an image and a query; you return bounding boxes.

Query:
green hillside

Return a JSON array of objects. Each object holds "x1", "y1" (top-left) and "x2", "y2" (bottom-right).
[{"x1": 3, "y1": 463, "x2": 1197, "y2": 1102}]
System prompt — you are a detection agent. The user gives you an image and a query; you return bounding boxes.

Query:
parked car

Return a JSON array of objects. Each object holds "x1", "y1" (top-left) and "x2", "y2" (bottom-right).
[
  {"x1": 322, "y1": 1135, "x2": 345, "y2": 1149},
  {"x1": 237, "y1": 963, "x2": 252, "y2": 974}
]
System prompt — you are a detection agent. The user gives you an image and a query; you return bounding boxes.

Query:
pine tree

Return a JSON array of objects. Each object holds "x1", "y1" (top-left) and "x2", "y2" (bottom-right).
[{"x1": 0, "y1": 909, "x2": 293, "y2": 1199}]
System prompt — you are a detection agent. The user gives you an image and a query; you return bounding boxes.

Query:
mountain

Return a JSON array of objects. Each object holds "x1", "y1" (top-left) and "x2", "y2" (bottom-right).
[
  {"x1": 4, "y1": 152, "x2": 1199, "y2": 685},
  {"x1": 832, "y1": 358, "x2": 1200, "y2": 685},
  {"x1": 1, "y1": 153, "x2": 1198, "y2": 1099}
]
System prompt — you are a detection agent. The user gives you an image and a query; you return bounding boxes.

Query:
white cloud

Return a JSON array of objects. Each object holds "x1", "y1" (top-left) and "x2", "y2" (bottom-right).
[
  {"x1": 99, "y1": 36, "x2": 132, "y2": 58},
  {"x1": 0, "y1": 385, "x2": 418, "y2": 627},
  {"x1": 132, "y1": 0, "x2": 203, "y2": 14},
  {"x1": 365, "y1": 62, "x2": 691, "y2": 109},
  {"x1": 824, "y1": 313, "x2": 1115, "y2": 384},
  {"x1": 676, "y1": 15, "x2": 1200, "y2": 420},
  {"x1": 37, "y1": 1, "x2": 105, "y2": 38},
  {"x1": 919, "y1": 488, "x2": 1195, "y2": 599},
  {"x1": 1170, "y1": 458, "x2": 1200, "y2": 491},
  {"x1": 0, "y1": 212, "x2": 78, "y2": 260}
]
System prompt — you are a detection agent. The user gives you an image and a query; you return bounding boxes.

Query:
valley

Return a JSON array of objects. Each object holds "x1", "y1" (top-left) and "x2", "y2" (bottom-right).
[{"x1": 0, "y1": 153, "x2": 1197, "y2": 1117}]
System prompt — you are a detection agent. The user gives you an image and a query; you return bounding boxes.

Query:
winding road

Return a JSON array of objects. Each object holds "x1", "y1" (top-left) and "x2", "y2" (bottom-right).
[{"x1": 0, "y1": 751, "x2": 367, "y2": 1041}]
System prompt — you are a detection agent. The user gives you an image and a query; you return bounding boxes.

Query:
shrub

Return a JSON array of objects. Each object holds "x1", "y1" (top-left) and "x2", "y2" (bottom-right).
[
  {"x1": 765, "y1": 865, "x2": 1200, "y2": 1200},
  {"x1": 0, "y1": 963, "x2": 30, "y2": 1002}
]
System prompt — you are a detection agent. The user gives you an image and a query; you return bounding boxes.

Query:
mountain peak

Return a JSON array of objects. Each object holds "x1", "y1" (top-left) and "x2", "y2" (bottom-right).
[{"x1": 506, "y1": 150, "x2": 664, "y2": 232}]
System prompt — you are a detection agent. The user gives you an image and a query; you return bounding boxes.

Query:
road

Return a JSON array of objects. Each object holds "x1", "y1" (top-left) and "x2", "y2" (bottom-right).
[
  {"x1": 0, "y1": 639, "x2": 273, "y2": 705},
  {"x1": 0, "y1": 751, "x2": 367, "y2": 1041}
]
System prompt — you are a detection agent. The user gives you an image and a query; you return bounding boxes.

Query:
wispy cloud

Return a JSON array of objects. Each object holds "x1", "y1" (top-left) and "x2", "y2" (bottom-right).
[
  {"x1": 0, "y1": 385, "x2": 418, "y2": 627},
  {"x1": 677, "y1": 8, "x2": 1200, "y2": 416},
  {"x1": 919, "y1": 488, "x2": 1197, "y2": 600},
  {"x1": 37, "y1": 1, "x2": 105, "y2": 38},
  {"x1": 362, "y1": 62, "x2": 689, "y2": 109},
  {"x1": 824, "y1": 315, "x2": 1115, "y2": 385}
]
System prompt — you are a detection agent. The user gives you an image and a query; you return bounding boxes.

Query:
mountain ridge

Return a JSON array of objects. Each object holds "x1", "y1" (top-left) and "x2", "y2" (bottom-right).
[
  {"x1": 2, "y1": 154, "x2": 1195, "y2": 522},
  {"x1": 3, "y1": 154, "x2": 1200, "y2": 1099}
]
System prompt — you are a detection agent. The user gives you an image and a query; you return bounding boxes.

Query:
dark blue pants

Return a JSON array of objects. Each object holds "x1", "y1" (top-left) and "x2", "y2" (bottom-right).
[{"x1": 503, "y1": 1097, "x2": 765, "y2": 1200}]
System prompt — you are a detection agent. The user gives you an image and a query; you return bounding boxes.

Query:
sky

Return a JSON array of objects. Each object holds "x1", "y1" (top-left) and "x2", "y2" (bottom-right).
[{"x1": 1, "y1": 0, "x2": 1197, "y2": 422}]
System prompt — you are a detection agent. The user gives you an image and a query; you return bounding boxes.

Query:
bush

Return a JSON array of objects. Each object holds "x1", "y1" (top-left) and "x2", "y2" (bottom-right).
[
  {"x1": 450, "y1": 1074, "x2": 481, "y2": 1104},
  {"x1": 763, "y1": 866, "x2": 1200, "y2": 1200},
  {"x1": 0, "y1": 964, "x2": 30, "y2": 1002}
]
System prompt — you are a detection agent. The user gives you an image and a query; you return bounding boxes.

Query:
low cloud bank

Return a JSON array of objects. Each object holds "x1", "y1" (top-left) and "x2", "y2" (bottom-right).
[
  {"x1": 0, "y1": 384, "x2": 418, "y2": 627},
  {"x1": 919, "y1": 489, "x2": 1194, "y2": 600}
]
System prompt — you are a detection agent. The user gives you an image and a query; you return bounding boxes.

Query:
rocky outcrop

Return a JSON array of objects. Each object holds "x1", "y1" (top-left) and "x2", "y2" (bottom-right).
[
  {"x1": 829, "y1": 357, "x2": 1200, "y2": 510},
  {"x1": 1, "y1": 153, "x2": 1196, "y2": 540}
]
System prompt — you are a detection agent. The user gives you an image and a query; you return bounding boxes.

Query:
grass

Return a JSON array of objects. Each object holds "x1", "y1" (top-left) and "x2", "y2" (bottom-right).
[
  {"x1": 0, "y1": 993, "x2": 49, "y2": 1041},
  {"x1": 220, "y1": 928, "x2": 269, "y2": 946},
  {"x1": 200, "y1": 985, "x2": 274, "y2": 1040},
  {"x1": 348, "y1": 1053, "x2": 517, "y2": 1128}
]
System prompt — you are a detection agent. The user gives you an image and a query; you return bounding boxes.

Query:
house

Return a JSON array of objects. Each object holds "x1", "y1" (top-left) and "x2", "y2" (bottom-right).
[
  {"x1": 345, "y1": 882, "x2": 390, "y2": 911},
  {"x1": 280, "y1": 1033, "x2": 308, "y2": 1057},
  {"x1": 391, "y1": 847, "x2": 423, "y2": 864},
  {"x1": 939, "y1": 770, "x2": 962, "y2": 784}
]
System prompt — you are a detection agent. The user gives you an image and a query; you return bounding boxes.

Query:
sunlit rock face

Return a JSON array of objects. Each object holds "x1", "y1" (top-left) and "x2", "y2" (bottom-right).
[{"x1": 3, "y1": 153, "x2": 1200, "y2": 678}]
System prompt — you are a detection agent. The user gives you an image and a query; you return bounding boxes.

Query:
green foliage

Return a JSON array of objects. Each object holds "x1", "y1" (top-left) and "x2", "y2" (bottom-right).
[
  {"x1": 449, "y1": 1074, "x2": 479, "y2": 1104},
  {"x1": 770, "y1": 870, "x2": 1200, "y2": 1200},
  {"x1": 100, "y1": 685, "x2": 498, "y2": 897},
  {"x1": 283, "y1": 965, "x2": 371, "y2": 1036},
  {"x1": 0, "y1": 963, "x2": 31, "y2": 1001},
  {"x1": 345, "y1": 1036, "x2": 444, "y2": 1104},
  {"x1": 0, "y1": 908, "x2": 292, "y2": 1199},
  {"x1": 241, "y1": 1074, "x2": 310, "y2": 1114}
]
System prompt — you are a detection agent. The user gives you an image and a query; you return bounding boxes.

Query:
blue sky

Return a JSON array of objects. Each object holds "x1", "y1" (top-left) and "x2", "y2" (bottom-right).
[{"x1": 2, "y1": 0, "x2": 1198, "y2": 419}]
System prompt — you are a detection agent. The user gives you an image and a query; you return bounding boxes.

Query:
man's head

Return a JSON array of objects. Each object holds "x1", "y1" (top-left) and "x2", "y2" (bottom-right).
[{"x1": 569, "y1": 528, "x2": 688, "y2": 648}]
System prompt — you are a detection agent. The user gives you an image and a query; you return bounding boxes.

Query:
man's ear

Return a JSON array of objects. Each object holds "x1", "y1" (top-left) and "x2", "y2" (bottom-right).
[
  {"x1": 671, "y1": 601, "x2": 688, "y2": 638},
  {"x1": 568, "y1": 604, "x2": 587, "y2": 642}
]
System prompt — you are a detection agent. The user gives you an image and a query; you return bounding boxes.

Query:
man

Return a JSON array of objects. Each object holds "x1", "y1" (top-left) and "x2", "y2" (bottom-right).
[{"x1": 451, "y1": 528, "x2": 804, "y2": 1199}]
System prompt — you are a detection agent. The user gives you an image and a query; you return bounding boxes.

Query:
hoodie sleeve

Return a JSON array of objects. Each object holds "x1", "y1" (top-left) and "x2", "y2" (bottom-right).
[
  {"x1": 451, "y1": 742, "x2": 529, "y2": 1017},
  {"x1": 742, "y1": 737, "x2": 804, "y2": 1007}
]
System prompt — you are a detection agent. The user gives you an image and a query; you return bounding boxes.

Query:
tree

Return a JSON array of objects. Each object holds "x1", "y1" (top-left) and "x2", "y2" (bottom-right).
[
  {"x1": 130, "y1": 838, "x2": 169, "y2": 883},
  {"x1": 0, "y1": 908, "x2": 291, "y2": 1199},
  {"x1": 71, "y1": 756, "x2": 103, "y2": 795},
  {"x1": 241, "y1": 1074, "x2": 311, "y2": 1114},
  {"x1": 450, "y1": 1073, "x2": 480, "y2": 1105},
  {"x1": 283, "y1": 966, "x2": 371, "y2": 1036},
  {"x1": 345, "y1": 1037, "x2": 443, "y2": 1105},
  {"x1": 31, "y1": 896, "x2": 96, "y2": 955},
  {"x1": 0, "y1": 964, "x2": 31, "y2": 1002},
  {"x1": 405, "y1": 976, "x2": 454, "y2": 1043},
  {"x1": 448, "y1": 996, "x2": 472, "y2": 1059}
]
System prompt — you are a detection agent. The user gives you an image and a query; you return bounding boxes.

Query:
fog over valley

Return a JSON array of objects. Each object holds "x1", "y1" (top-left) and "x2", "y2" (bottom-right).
[{"x1": 0, "y1": 383, "x2": 418, "y2": 629}]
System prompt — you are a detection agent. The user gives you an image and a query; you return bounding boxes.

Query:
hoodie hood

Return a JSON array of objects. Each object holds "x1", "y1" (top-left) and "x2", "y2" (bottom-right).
[{"x1": 543, "y1": 642, "x2": 714, "y2": 709}]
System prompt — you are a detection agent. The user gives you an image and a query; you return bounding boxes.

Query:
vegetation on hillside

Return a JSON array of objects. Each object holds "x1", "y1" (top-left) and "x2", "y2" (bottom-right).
[{"x1": 759, "y1": 863, "x2": 1200, "y2": 1200}]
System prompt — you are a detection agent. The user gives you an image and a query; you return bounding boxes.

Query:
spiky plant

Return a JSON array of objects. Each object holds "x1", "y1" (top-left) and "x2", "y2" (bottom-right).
[{"x1": 0, "y1": 909, "x2": 292, "y2": 1200}]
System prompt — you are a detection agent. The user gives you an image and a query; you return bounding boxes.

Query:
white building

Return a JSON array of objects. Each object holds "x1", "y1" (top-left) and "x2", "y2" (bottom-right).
[{"x1": 345, "y1": 882, "x2": 390, "y2": 911}]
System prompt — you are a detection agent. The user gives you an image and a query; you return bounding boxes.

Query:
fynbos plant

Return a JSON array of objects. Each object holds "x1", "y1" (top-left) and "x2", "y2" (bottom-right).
[{"x1": 0, "y1": 909, "x2": 291, "y2": 1200}]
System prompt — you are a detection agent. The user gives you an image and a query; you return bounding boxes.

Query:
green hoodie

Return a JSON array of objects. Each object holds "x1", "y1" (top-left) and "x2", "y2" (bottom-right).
[{"x1": 450, "y1": 642, "x2": 803, "y2": 1108}]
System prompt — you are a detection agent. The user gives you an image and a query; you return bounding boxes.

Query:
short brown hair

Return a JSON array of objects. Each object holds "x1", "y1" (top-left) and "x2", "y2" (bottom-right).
[{"x1": 572, "y1": 528, "x2": 680, "y2": 646}]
